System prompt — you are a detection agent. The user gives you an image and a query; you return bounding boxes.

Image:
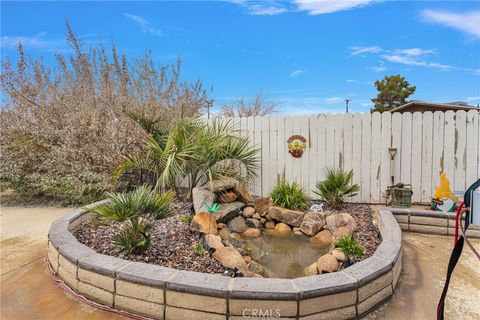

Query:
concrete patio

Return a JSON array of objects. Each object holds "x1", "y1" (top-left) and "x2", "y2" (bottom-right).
[{"x1": 1, "y1": 206, "x2": 479, "y2": 320}]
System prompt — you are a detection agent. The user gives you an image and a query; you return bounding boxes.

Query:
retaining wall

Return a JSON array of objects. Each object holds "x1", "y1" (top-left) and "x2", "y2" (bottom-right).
[{"x1": 48, "y1": 203, "x2": 402, "y2": 320}]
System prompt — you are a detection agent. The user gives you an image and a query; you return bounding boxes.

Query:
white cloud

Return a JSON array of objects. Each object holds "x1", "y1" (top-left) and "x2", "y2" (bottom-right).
[
  {"x1": 1, "y1": 35, "x2": 64, "y2": 50},
  {"x1": 393, "y1": 48, "x2": 435, "y2": 56},
  {"x1": 465, "y1": 96, "x2": 480, "y2": 102},
  {"x1": 294, "y1": 0, "x2": 377, "y2": 15},
  {"x1": 248, "y1": 4, "x2": 287, "y2": 15},
  {"x1": 125, "y1": 13, "x2": 163, "y2": 36},
  {"x1": 421, "y1": 9, "x2": 480, "y2": 38},
  {"x1": 325, "y1": 96, "x2": 343, "y2": 103},
  {"x1": 346, "y1": 79, "x2": 356, "y2": 82},
  {"x1": 372, "y1": 66, "x2": 387, "y2": 72},
  {"x1": 381, "y1": 54, "x2": 452, "y2": 71},
  {"x1": 350, "y1": 46, "x2": 382, "y2": 56},
  {"x1": 289, "y1": 69, "x2": 305, "y2": 78}
]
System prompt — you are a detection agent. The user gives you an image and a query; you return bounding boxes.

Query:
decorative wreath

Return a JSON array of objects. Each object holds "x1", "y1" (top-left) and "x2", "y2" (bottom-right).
[{"x1": 287, "y1": 135, "x2": 307, "y2": 158}]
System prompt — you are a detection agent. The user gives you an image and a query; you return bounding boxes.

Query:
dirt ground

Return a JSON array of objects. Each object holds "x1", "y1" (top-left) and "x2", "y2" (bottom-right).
[{"x1": 1, "y1": 206, "x2": 479, "y2": 320}]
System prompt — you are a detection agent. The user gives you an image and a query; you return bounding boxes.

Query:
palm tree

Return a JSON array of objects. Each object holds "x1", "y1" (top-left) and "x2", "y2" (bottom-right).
[{"x1": 114, "y1": 115, "x2": 260, "y2": 198}]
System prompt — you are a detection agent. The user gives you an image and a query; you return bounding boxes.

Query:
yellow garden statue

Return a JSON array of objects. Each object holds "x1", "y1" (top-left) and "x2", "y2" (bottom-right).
[{"x1": 431, "y1": 173, "x2": 457, "y2": 212}]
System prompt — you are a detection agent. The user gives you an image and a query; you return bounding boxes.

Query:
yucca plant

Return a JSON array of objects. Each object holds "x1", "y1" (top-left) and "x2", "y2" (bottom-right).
[
  {"x1": 113, "y1": 216, "x2": 152, "y2": 254},
  {"x1": 88, "y1": 186, "x2": 174, "y2": 222},
  {"x1": 113, "y1": 116, "x2": 260, "y2": 198},
  {"x1": 270, "y1": 180, "x2": 309, "y2": 211},
  {"x1": 314, "y1": 169, "x2": 359, "y2": 209},
  {"x1": 335, "y1": 235, "x2": 364, "y2": 259}
]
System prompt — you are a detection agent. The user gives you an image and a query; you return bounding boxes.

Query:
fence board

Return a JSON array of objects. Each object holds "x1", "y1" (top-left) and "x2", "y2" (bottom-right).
[{"x1": 215, "y1": 111, "x2": 477, "y2": 203}]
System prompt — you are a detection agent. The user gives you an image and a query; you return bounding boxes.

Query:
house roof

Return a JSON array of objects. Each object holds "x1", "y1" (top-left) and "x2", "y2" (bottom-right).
[{"x1": 390, "y1": 100, "x2": 479, "y2": 113}]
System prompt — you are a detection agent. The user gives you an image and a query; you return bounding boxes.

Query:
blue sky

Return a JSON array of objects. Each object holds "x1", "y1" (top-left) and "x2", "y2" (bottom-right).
[{"x1": 1, "y1": 0, "x2": 479, "y2": 114}]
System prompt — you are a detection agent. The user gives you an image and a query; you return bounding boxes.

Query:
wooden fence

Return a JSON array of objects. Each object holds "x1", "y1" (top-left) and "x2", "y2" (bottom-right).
[{"x1": 225, "y1": 110, "x2": 479, "y2": 203}]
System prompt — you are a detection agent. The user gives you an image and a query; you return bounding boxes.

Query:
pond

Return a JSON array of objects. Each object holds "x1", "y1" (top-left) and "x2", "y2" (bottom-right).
[{"x1": 244, "y1": 229, "x2": 330, "y2": 278}]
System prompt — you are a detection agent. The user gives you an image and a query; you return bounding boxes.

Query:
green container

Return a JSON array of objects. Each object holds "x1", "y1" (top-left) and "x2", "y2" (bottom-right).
[{"x1": 391, "y1": 185, "x2": 413, "y2": 208}]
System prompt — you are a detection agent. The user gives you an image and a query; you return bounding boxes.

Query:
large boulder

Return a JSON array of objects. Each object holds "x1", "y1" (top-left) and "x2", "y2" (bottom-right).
[
  {"x1": 218, "y1": 191, "x2": 238, "y2": 203},
  {"x1": 254, "y1": 197, "x2": 272, "y2": 216},
  {"x1": 304, "y1": 262, "x2": 319, "y2": 276},
  {"x1": 243, "y1": 207, "x2": 255, "y2": 218},
  {"x1": 246, "y1": 218, "x2": 261, "y2": 229},
  {"x1": 300, "y1": 212, "x2": 325, "y2": 236},
  {"x1": 213, "y1": 246, "x2": 248, "y2": 274},
  {"x1": 242, "y1": 228, "x2": 261, "y2": 238},
  {"x1": 274, "y1": 222, "x2": 292, "y2": 234},
  {"x1": 228, "y1": 216, "x2": 248, "y2": 233},
  {"x1": 205, "y1": 234, "x2": 224, "y2": 250},
  {"x1": 192, "y1": 187, "x2": 215, "y2": 214},
  {"x1": 331, "y1": 248, "x2": 347, "y2": 262},
  {"x1": 206, "y1": 177, "x2": 239, "y2": 193},
  {"x1": 317, "y1": 254, "x2": 338, "y2": 273},
  {"x1": 333, "y1": 226, "x2": 353, "y2": 239},
  {"x1": 234, "y1": 185, "x2": 254, "y2": 204},
  {"x1": 219, "y1": 227, "x2": 232, "y2": 241},
  {"x1": 326, "y1": 212, "x2": 356, "y2": 233},
  {"x1": 268, "y1": 206, "x2": 305, "y2": 227},
  {"x1": 310, "y1": 230, "x2": 333, "y2": 246},
  {"x1": 214, "y1": 202, "x2": 245, "y2": 224},
  {"x1": 191, "y1": 212, "x2": 218, "y2": 235}
]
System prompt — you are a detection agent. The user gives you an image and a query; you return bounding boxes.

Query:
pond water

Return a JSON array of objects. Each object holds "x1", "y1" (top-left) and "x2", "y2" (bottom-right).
[{"x1": 244, "y1": 230, "x2": 330, "y2": 278}]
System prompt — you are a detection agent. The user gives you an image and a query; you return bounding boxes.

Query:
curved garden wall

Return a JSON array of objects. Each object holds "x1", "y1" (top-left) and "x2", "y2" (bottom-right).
[{"x1": 48, "y1": 202, "x2": 403, "y2": 320}]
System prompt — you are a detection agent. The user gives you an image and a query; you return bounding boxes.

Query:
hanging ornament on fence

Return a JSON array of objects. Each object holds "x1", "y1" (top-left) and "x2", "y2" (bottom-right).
[{"x1": 287, "y1": 135, "x2": 307, "y2": 158}]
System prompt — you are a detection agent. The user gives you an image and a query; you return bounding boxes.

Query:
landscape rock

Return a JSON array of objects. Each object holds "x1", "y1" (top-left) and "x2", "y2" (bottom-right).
[
  {"x1": 265, "y1": 221, "x2": 275, "y2": 229},
  {"x1": 300, "y1": 211, "x2": 325, "y2": 236},
  {"x1": 246, "y1": 218, "x2": 262, "y2": 229},
  {"x1": 206, "y1": 177, "x2": 239, "y2": 192},
  {"x1": 326, "y1": 212, "x2": 356, "y2": 233},
  {"x1": 248, "y1": 261, "x2": 266, "y2": 276},
  {"x1": 304, "y1": 262, "x2": 319, "y2": 276},
  {"x1": 218, "y1": 191, "x2": 238, "y2": 203},
  {"x1": 214, "y1": 201, "x2": 245, "y2": 223},
  {"x1": 234, "y1": 184, "x2": 254, "y2": 204},
  {"x1": 252, "y1": 213, "x2": 261, "y2": 219},
  {"x1": 242, "y1": 228, "x2": 261, "y2": 238},
  {"x1": 205, "y1": 234, "x2": 224, "y2": 250},
  {"x1": 243, "y1": 256, "x2": 252, "y2": 264},
  {"x1": 191, "y1": 212, "x2": 218, "y2": 235},
  {"x1": 213, "y1": 246, "x2": 248, "y2": 274},
  {"x1": 254, "y1": 197, "x2": 272, "y2": 216},
  {"x1": 228, "y1": 216, "x2": 248, "y2": 233},
  {"x1": 331, "y1": 248, "x2": 347, "y2": 262},
  {"x1": 268, "y1": 206, "x2": 305, "y2": 227},
  {"x1": 224, "y1": 238, "x2": 246, "y2": 251},
  {"x1": 317, "y1": 254, "x2": 338, "y2": 273},
  {"x1": 192, "y1": 187, "x2": 215, "y2": 214},
  {"x1": 274, "y1": 222, "x2": 292, "y2": 234},
  {"x1": 310, "y1": 230, "x2": 333, "y2": 246},
  {"x1": 243, "y1": 207, "x2": 255, "y2": 218},
  {"x1": 219, "y1": 227, "x2": 232, "y2": 241},
  {"x1": 217, "y1": 223, "x2": 227, "y2": 230},
  {"x1": 333, "y1": 226, "x2": 353, "y2": 239}
]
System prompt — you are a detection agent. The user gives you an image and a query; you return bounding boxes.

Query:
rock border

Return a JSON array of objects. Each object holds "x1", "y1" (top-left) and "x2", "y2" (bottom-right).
[
  {"x1": 48, "y1": 202, "x2": 403, "y2": 320},
  {"x1": 388, "y1": 208, "x2": 480, "y2": 238}
]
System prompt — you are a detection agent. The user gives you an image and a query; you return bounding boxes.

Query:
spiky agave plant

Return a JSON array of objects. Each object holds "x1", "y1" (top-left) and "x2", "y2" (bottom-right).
[
  {"x1": 270, "y1": 180, "x2": 309, "y2": 211},
  {"x1": 314, "y1": 168, "x2": 359, "y2": 209},
  {"x1": 88, "y1": 186, "x2": 174, "y2": 222},
  {"x1": 113, "y1": 216, "x2": 152, "y2": 254}
]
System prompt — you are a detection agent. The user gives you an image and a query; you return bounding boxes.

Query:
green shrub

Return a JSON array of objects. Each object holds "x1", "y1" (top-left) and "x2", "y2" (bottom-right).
[
  {"x1": 314, "y1": 168, "x2": 359, "y2": 209},
  {"x1": 89, "y1": 186, "x2": 173, "y2": 222},
  {"x1": 179, "y1": 213, "x2": 193, "y2": 224},
  {"x1": 193, "y1": 241, "x2": 207, "y2": 255},
  {"x1": 270, "y1": 180, "x2": 309, "y2": 211},
  {"x1": 335, "y1": 236, "x2": 364, "y2": 258},
  {"x1": 113, "y1": 217, "x2": 152, "y2": 255}
]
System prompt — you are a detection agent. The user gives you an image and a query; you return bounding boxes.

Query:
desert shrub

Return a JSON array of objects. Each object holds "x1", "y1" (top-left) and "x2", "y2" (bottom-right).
[
  {"x1": 270, "y1": 180, "x2": 309, "y2": 211},
  {"x1": 0, "y1": 22, "x2": 211, "y2": 204},
  {"x1": 89, "y1": 186, "x2": 173, "y2": 222},
  {"x1": 218, "y1": 91, "x2": 278, "y2": 117},
  {"x1": 314, "y1": 169, "x2": 359, "y2": 209},
  {"x1": 179, "y1": 213, "x2": 193, "y2": 224},
  {"x1": 335, "y1": 236, "x2": 364, "y2": 258},
  {"x1": 113, "y1": 216, "x2": 152, "y2": 255},
  {"x1": 114, "y1": 117, "x2": 260, "y2": 197}
]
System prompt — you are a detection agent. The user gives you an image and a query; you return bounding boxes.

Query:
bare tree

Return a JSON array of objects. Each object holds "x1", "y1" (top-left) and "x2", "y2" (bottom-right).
[
  {"x1": 0, "y1": 22, "x2": 212, "y2": 203},
  {"x1": 219, "y1": 91, "x2": 278, "y2": 117}
]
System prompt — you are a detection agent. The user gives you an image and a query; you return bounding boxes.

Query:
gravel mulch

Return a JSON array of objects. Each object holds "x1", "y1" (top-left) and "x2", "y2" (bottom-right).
[{"x1": 74, "y1": 199, "x2": 229, "y2": 275}]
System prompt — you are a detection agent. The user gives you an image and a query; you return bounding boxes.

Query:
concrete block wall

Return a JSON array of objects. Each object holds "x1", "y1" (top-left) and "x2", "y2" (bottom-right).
[{"x1": 47, "y1": 203, "x2": 403, "y2": 320}]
